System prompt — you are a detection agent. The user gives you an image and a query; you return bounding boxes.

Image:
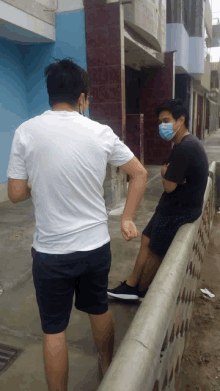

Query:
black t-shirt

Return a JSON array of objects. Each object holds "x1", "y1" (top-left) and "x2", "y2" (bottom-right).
[{"x1": 157, "y1": 134, "x2": 209, "y2": 214}]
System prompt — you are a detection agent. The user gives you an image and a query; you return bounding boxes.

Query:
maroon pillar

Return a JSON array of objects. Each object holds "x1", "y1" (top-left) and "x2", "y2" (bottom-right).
[
  {"x1": 141, "y1": 52, "x2": 175, "y2": 165},
  {"x1": 126, "y1": 114, "x2": 144, "y2": 165},
  {"x1": 84, "y1": 0, "x2": 125, "y2": 140}
]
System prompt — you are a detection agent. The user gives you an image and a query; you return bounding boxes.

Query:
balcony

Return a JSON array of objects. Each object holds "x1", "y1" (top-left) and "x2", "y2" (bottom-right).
[
  {"x1": 123, "y1": 0, "x2": 166, "y2": 69},
  {"x1": 206, "y1": 19, "x2": 220, "y2": 48},
  {"x1": 205, "y1": 0, "x2": 213, "y2": 39},
  {"x1": 123, "y1": 0, "x2": 166, "y2": 53},
  {"x1": 0, "y1": 0, "x2": 55, "y2": 43},
  {"x1": 206, "y1": 90, "x2": 219, "y2": 103},
  {"x1": 1, "y1": 0, "x2": 55, "y2": 25}
]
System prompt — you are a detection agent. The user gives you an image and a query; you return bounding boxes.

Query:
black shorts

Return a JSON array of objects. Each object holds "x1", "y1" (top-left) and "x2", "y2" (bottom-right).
[
  {"x1": 32, "y1": 242, "x2": 111, "y2": 334},
  {"x1": 142, "y1": 209, "x2": 201, "y2": 258}
]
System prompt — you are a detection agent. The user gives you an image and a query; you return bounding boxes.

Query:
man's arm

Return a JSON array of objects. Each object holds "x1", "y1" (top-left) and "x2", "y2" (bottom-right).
[
  {"x1": 161, "y1": 164, "x2": 177, "y2": 193},
  {"x1": 8, "y1": 178, "x2": 32, "y2": 204},
  {"x1": 120, "y1": 157, "x2": 148, "y2": 241}
]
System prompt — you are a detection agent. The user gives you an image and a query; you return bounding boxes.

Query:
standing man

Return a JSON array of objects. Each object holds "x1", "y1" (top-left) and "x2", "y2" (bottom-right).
[
  {"x1": 7, "y1": 59, "x2": 148, "y2": 391},
  {"x1": 108, "y1": 98, "x2": 209, "y2": 302}
]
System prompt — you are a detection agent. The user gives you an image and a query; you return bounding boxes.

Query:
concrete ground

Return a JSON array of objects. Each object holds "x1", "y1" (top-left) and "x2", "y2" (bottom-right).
[{"x1": 0, "y1": 130, "x2": 219, "y2": 390}]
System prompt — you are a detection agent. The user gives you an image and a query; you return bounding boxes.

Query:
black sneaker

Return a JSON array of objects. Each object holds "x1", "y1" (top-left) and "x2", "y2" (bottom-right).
[
  {"x1": 138, "y1": 286, "x2": 150, "y2": 302},
  {"x1": 107, "y1": 281, "x2": 139, "y2": 300}
]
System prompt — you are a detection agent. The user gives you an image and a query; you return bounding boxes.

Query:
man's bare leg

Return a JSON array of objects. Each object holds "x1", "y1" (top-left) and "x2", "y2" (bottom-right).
[
  {"x1": 43, "y1": 330, "x2": 68, "y2": 391},
  {"x1": 138, "y1": 249, "x2": 162, "y2": 291},
  {"x1": 89, "y1": 311, "x2": 114, "y2": 375},
  {"x1": 126, "y1": 234, "x2": 150, "y2": 287}
]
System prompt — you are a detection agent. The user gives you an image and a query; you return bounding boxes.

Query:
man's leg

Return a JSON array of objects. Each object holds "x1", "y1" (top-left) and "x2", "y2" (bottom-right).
[
  {"x1": 138, "y1": 249, "x2": 162, "y2": 292},
  {"x1": 89, "y1": 311, "x2": 114, "y2": 375},
  {"x1": 126, "y1": 234, "x2": 150, "y2": 287},
  {"x1": 43, "y1": 330, "x2": 69, "y2": 391}
]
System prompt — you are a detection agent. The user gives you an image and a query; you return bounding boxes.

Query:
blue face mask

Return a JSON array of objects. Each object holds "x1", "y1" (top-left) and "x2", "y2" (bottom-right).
[{"x1": 159, "y1": 123, "x2": 176, "y2": 141}]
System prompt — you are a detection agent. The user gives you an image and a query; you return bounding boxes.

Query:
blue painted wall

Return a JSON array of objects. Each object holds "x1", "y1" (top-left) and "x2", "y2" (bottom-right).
[
  {"x1": 0, "y1": 40, "x2": 28, "y2": 183},
  {"x1": 0, "y1": 9, "x2": 87, "y2": 183},
  {"x1": 27, "y1": 10, "x2": 87, "y2": 118}
]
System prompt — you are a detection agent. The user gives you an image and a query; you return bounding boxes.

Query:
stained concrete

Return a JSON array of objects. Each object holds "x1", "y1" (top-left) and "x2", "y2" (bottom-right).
[{"x1": 0, "y1": 129, "x2": 219, "y2": 390}]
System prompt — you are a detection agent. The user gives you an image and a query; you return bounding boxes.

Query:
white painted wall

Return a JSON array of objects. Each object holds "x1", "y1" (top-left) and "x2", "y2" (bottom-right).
[{"x1": 57, "y1": 0, "x2": 84, "y2": 13}]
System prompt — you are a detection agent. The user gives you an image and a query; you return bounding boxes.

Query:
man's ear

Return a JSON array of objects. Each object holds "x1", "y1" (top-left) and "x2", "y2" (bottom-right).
[
  {"x1": 79, "y1": 93, "x2": 85, "y2": 105},
  {"x1": 181, "y1": 115, "x2": 186, "y2": 125}
]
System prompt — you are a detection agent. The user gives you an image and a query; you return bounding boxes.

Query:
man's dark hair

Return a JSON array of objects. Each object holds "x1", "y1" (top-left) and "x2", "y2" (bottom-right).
[
  {"x1": 45, "y1": 58, "x2": 91, "y2": 107},
  {"x1": 156, "y1": 99, "x2": 189, "y2": 129}
]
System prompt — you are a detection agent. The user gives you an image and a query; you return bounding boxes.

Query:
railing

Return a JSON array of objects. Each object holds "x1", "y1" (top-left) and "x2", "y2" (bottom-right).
[{"x1": 98, "y1": 161, "x2": 217, "y2": 391}]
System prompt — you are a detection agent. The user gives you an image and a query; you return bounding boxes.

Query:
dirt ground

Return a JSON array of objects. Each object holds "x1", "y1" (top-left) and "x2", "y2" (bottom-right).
[{"x1": 177, "y1": 213, "x2": 220, "y2": 391}]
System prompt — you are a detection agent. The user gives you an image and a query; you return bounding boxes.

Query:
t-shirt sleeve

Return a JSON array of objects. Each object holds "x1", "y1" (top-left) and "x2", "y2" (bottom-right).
[
  {"x1": 164, "y1": 145, "x2": 189, "y2": 185},
  {"x1": 105, "y1": 127, "x2": 134, "y2": 166},
  {"x1": 7, "y1": 127, "x2": 28, "y2": 180}
]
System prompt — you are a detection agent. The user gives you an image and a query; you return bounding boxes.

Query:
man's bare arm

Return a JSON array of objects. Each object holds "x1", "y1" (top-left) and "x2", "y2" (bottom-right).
[
  {"x1": 8, "y1": 178, "x2": 32, "y2": 203},
  {"x1": 120, "y1": 157, "x2": 148, "y2": 241},
  {"x1": 161, "y1": 164, "x2": 177, "y2": 193}
]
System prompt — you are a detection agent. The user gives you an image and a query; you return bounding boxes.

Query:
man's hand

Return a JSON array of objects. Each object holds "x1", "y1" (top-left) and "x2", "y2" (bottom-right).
[
  {"x1": 121, "y1": 218, "x2": 140, "y2": 241},
  {"x1": 161, "y1": 164, "x2": 169, "y2": 178}
]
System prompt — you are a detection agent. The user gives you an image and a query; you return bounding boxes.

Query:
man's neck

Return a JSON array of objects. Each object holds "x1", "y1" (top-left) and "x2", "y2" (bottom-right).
[
  {"x1": 173, "y1": 127, "x2": 189, "y2": 145},
  {"x1": 52, "y1": 104, "x2": 78, "y2": 112}
]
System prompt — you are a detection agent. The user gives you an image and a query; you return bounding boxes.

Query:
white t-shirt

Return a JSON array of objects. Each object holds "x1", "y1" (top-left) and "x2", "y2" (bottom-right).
[{"x1": 7, "y1": 110, "x2": 134, "y2": 254}]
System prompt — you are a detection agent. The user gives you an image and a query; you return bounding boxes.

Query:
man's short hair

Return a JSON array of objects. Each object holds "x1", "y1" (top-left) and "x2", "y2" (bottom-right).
[
  {"x1": 45, "y1": 58, "x2": 91, "y2": 107},
  {"x1": 156, "y1": 99, "x2": 189, "y2": 129}
]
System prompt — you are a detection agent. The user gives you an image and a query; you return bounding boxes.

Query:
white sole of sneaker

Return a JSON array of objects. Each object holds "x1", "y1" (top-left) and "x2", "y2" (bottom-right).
[{"x1": 107, "y1": 292, "x2": 139, "y2": 300}]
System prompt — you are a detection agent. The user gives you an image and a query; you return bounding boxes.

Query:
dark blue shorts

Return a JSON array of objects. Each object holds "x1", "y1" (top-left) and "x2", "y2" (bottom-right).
[
  {"x1": 32, "y1": 242, "x2": 111, "y2": 334},
  {"x1": 142, "y1": 209, "x2": 201, "y2": 258}
]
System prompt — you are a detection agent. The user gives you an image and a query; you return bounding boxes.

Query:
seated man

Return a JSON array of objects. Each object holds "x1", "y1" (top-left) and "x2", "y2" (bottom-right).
[{"x1": 108, "y1": 98, "x2": 209, "y2": 302}]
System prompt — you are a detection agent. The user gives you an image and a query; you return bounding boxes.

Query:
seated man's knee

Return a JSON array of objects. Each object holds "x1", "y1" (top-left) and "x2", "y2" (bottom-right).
[{"x1": 141, "y1": 234, "x2": 150, "y2": 248}]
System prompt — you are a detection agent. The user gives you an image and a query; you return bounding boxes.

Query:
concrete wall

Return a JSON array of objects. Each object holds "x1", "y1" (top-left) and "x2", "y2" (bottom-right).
[
  {"x1": 0, "y1": 1, "x2": 55, "y2": 43},
  {"x1": 209, "y1": 100, "x2": 219, "y2": 133},
  {"x1": 57, "y1": 0, "x2": 84, "y2": 13},
  {"x1": 0, "y1": 8, "x2": 87, "y2": 203},
  {"x1": 37, "y1": 0, "x2": 55, "y2": 7},
  {"x1": 201, "y1": 55, "x2": 211, "y2": 91},
  {"x1": 205, "y1": 0, "x2": 213, "y2": 39},
  {"x1": 123, "y1": 0, "x2": 166, "y2": 53},
  {"x1": 0, "y1": 0, "x2": 54, "y2": 25}
]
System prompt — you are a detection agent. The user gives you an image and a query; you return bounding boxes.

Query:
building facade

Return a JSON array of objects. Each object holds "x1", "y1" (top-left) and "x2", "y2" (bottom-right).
[
  {"x1": 0, "y1": 0, "x2": 172, "y2": 207},
  {"x1": 0, "y1": 0, "x2": 87, "y2": 203},
  {"x1": 0, "y1": 0, "x2": 219, "y2": 208},
  {"x1": 167, "y1": 0, "x2": 214, "y2": 140},
  {"x1": 206, "y1": 61, "x2": 220, "y2": 133}
]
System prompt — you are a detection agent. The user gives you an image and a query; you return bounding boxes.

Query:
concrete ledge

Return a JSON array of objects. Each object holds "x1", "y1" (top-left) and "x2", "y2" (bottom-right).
[
  {"x1": 98, "y1": 163, "x2": 217, "y2": 391},
  {"x1": 0, "y1": 182, "x2": 9, "y2": 203}
]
